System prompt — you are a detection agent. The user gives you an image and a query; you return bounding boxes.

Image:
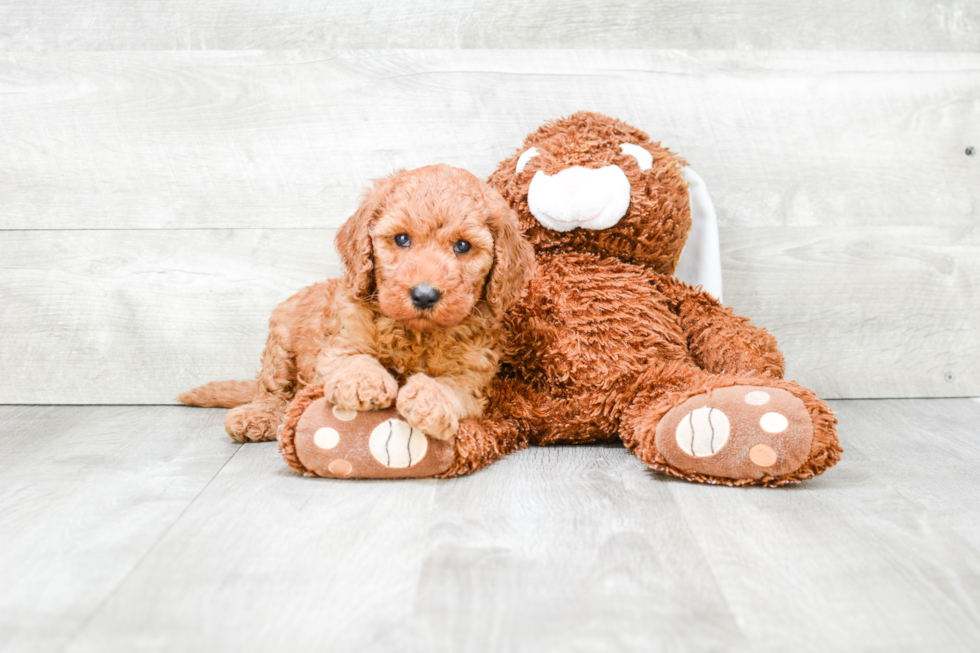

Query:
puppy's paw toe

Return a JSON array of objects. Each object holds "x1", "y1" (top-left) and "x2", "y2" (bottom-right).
[
  {"x1": 397, "y1": 377, "x2": 461, "y2": 440},
  {"x1": 325, "y1": 368, "x2": 399, "y2": 411},
  {"x1": 225, "y1": 405, "x2": 278, "y2": 442}
]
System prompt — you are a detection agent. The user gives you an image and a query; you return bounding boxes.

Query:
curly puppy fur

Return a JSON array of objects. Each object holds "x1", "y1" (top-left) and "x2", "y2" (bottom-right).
[{"x1": 179, "y1": 164, "x2": 535, "y2": 442}]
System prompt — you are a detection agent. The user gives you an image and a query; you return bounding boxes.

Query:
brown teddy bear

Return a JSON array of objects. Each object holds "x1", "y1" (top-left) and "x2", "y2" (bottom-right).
[{"x1": 281, "y1": 112, "x2": 841, "y2": 486}]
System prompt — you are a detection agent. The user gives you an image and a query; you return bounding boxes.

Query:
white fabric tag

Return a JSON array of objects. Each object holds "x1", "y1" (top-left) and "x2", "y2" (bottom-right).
[{"x1": 675, "y1": 167, "x2": 723, "y2": 302}]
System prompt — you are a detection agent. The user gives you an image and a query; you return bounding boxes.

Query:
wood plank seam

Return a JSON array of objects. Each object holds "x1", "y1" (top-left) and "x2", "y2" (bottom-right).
[{"x1": 58, "y1": 440, "x2": 245, "y2": 650}]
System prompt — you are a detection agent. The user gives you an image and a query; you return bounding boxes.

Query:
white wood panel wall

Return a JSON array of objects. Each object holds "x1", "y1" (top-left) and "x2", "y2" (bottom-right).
[
  {"x1": 0, "y1": 9, "x2": 977, "y2": 403},
  {"x1": 1, "y1": 1, "x2": 978, "y2": 51}
]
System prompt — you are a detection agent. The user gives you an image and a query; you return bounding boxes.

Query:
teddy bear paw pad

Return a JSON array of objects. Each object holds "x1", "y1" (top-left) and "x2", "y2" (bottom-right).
[
  {"x1": 655, "y1": 385, "x2": 813, "y2": 480},
  {"x1": 292, "y1": 397, "x2": 455, "y2": 478}
]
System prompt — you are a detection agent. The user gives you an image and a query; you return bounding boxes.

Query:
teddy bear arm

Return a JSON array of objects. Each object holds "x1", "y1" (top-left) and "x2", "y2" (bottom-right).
[
  {"x1": 435, "y1": 376, "x2": 540, "y2": 477},
  {"x1": 654, "y1": 277, "x2": 785, "y2": 378},
  {"x1": 500, "y1": 290, "x2": 561, "y2": 382}
]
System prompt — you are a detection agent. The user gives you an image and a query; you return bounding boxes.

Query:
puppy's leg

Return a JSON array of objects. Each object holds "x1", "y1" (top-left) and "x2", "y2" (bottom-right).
[
  {"x1": 396, "y1": 368, "x2": 495, "y2": 440},
  {"x1": 317, "y1": 353, "x2": 399, "y2": 411},
  {"x1": 225, "y1": 326, "x2": 296, "y2": 442},
  {"x1": 396, "y1": 374, "x2": 466, "y2": 440}
]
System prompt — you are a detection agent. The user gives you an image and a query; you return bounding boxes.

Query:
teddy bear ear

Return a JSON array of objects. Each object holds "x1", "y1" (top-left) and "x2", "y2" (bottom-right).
[
  {"x1": 483, "y1": 186, "x2": 536, "y2": 319},
  {"x1": 673, "y1": 167, "x2": 723, "y2": 302},
  {"x1": 336, "y1": 175, "x2": 397, "y2": 301}
]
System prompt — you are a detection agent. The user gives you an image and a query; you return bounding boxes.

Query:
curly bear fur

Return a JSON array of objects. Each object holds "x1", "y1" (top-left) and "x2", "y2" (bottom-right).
[{"x1": 434, "y1": 112, "x2": 841, "y2": 486}]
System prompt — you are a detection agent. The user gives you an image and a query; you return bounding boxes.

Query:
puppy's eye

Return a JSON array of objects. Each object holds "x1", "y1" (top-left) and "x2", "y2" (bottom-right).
[
  {"x1": 393, "y1": 233, "x2": 411, "y2": 247},
  {"x1": 453, "y1": 240, "x2": 472, "y2": 254}
]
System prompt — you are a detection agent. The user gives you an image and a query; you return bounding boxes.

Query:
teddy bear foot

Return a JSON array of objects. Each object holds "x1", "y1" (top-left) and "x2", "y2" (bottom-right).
[
  {"x1": 279, "y1": 391, "x2": 455, "y2": 479},
  {"x1": 655, "y1": 385, "x2": 814, "y2": 481}
]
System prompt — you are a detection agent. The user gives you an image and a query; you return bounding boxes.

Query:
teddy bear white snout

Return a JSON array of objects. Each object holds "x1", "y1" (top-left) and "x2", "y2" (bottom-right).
[{"x1": 526, "y1": 165, "x2": 632, "y2": 233}]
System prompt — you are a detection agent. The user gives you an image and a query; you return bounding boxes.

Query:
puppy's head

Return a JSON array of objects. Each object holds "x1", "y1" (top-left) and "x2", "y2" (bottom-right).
[{"x1": 336, "y1": 164, "x2": 534, "y2": 332}]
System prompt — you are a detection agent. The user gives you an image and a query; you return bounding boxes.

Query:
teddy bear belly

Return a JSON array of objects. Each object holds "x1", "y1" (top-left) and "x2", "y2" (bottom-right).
[
  {"x1": 527, "y1": 326, "x2": 690, "y2": 444},
  {"x1": 513, "y1": 254, "x2": 694, "y2": 444}
]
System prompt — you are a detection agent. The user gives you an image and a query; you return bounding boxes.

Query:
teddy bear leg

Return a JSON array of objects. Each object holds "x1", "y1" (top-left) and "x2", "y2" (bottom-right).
[
  {"x1": 278, "y1": 382, "x2": 530, "y2": 479},
  {"x1": 620, "y1": 363, "x2": 840, "y2": 487},
  {"x1": 435, "y1": 412, "x2": 530, "y2": 478}
]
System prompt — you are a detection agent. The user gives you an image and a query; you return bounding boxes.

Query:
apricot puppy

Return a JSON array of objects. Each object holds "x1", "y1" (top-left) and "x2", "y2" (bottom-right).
[{"x1": 179, "y1": 164, "x2": 535, "y2": 443}]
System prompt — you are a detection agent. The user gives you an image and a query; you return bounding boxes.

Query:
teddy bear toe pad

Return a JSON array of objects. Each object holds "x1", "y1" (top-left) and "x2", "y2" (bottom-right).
[
  {"x1": 655, "y1": 385, "x2": 813, "y2": 480},
  {"x1": 293, "y1": 398, "x2": 454, "y2": 478}
]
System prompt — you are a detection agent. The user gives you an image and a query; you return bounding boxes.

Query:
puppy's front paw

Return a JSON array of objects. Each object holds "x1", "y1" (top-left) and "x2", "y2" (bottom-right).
[
  {"x1": 396, "y1": 375, "x2": 462, "y2": 440},
  {"x1": 323, "y1": 363, "x2": 398, "y2": 411}
]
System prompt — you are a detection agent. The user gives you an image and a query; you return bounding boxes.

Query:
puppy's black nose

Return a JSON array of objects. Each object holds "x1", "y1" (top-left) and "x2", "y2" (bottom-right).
[{"x1": 410, "y1": 283, "x2": 441, "y2": 310}]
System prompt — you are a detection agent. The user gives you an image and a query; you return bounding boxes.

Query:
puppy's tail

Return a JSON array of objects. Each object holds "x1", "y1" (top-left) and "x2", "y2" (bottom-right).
[{"x1": 178, "y1": 380, "x2": 258, "y2": 408}]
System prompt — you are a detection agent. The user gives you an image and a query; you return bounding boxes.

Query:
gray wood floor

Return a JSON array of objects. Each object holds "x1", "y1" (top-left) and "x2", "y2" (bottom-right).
[{"x1": 2, "y1": 399, "x2": 979, "y2": 653}]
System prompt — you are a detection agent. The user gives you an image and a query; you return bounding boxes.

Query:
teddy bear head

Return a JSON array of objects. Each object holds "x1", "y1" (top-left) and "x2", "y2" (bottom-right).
[{"x1": 488, "y1": 112, "x2": 691, "y2": 275}]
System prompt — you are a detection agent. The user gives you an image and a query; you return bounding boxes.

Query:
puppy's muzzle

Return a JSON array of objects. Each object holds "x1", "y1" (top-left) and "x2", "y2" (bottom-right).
[{"x1": 409, "y1": 283, "x2": 441, "y2": 310}]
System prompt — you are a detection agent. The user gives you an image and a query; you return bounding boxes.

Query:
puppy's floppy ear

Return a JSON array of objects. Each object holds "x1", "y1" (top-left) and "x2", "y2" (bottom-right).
[
  {"x1": 335, "y1": 175, "x2": 395, "y2": 301},
  {"x1": 484, "y1": 185, "x2": 535, "y2": 318}
]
